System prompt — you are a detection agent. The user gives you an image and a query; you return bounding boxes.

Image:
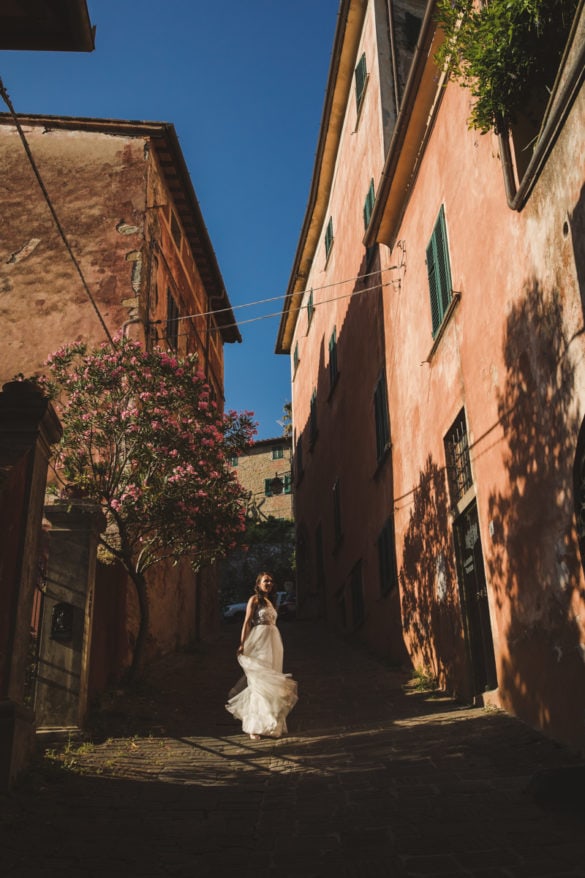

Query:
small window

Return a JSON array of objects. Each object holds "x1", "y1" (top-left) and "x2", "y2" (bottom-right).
[
  {"x1": 325, "y1": 216, "x2": 334, "y2": 261},
  {"x1": 363, "y1": 178, "x2": 376, "y2": 230},
  {"x1": 329, "y1": 327, "x2": 338, "y2": 390},
  {"x1": 166, "y1": 289, "x2": 179, "y2": 350},
  {"x1": 170, "y1": 211, "x2": 182, "y2": 250},
  {"x1": 264, "y1": 477, "x2": 274, "y2": 497},
  {"x1": 307, "y1": 289, "x2": 315, "y2": 331},
  {"x1": 293, "y1": 342, "x2": 300, "y2": 374},
  {"x1": 309, "y1": 389, "x2": 318, "y2": 446},
  {"x1": 378, "y1": 516, "x2": 398, "y2": 596},
  {"x1": 355, "y1": 52, "x2": 368, "y2": 113},
  {"x1": 333, "y1": 478, "x2": 342, "y2": 545},
  {"x1": 272, "y1": 447, "x2": 284, "y2": 460},
  {"x1": 295, "y1": 434, "x2": 304, "y2": 482},
  {"x1": 374, "y1": 371, "x2": 390, "y2": 462},
  {"x1": 350, "y1": 560, "x2": 365, "y2": 628},
  {"x1": 284, "y1": 473, "x2": 292, "y2": 495},
  {"x1": 444, "y1": 409, "x2": 473, "y2": 506},
  {"x1": 426, "y1": 205, "x2": 453, "y2": 337},
  {"x1": 315, "y1": 523, "x2": 325, "y2": 591},
  {"x1": 229, "y1": 456, "x2": 238, "y2": 467}
]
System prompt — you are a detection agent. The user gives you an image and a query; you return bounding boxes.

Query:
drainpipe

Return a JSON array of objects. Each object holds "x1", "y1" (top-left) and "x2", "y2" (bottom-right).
[{"x1": 387, "y1": 0, "x2": 401, "y2": 117}]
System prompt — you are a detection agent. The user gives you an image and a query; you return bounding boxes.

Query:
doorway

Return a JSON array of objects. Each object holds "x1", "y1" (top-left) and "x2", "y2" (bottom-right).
[{"x1": 453, "y1": 501, "x2": 498, "y2": 695}]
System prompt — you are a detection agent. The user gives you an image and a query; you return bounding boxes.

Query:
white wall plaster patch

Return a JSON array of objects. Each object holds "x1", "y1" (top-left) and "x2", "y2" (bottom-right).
[{"x1": 6, "y1": 237, "x2": 41, "y2": 264}]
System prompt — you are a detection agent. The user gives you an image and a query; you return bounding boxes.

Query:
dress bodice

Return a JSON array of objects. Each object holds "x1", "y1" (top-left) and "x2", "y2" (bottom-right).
[{"x1": 253, "y1": 601, "x2": 277, "y2": 627}]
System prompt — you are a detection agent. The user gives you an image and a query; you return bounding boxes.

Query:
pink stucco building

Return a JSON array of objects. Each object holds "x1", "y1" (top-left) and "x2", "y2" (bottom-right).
[
  {"x1": 279, "y1": 0, "x2": 585, "y2": 750},
  {"x1": 0, "y1": 115, "x2": 241, "y2": 686}
]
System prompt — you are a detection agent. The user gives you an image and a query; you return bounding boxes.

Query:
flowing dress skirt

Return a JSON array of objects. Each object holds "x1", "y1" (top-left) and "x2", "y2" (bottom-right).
[{"x1": 225, "y1": 623, "x2": 298, "y2": 737}]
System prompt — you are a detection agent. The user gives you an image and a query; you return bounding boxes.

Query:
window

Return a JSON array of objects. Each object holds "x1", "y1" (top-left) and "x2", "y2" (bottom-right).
[
  {"x1": 363, "y1": 178, "x2": 376, "y2": 230},
  {"x1": 166, "y1": 289, "x2": 179, "y2": 350},
  {"x1": 329, "y1": 327, "x2": 338, "y2": 390},
  {"x1": 272, "y1": 447, "x2": 284, "y2": 460},
  {"x1": 350, "y1": 560, "x2": 365, "y2": 628},
  {"x1": 378, "y1": 516, "x2": 398, "y2": 596},
  {"x1": 355, "y1": 52, "x2": 368, "y2": 113},
  {"x1": 170, "y1": 210, "x2": 182, "y2": 250},
  {"x1": 309, "y1": 389, "x2": 318, "y2": 446},
  {"x1": 315, "y1": 523, "x2": 325, "y2": 591},
  {"x1": 264, "y1": 477, "x2": 274, "y2": 497},
  {"x1": 295, "y1": 434, "x2": 304, "y2": 482},
  {"x1": 293, "y1": 342, "x2": 300, "y2": 375},
  {"x1": 426, "y1": 205, "x2": 453, "y2": 337},
  {"x1": 333, "y1": 478, "x2": 342, "y2": 545},
  {"x1": 374, "y1": 371, "x2": 390, "y2": 462},
  {"x1": 325, "y1": 216, "x2": 334, "y2": 261},
  {"x1": 444, "y1": 409, "x2": 473, "y2": 507},
  {"x1": 307, "y1": 289, "x2": 315, "y2": 331},
  {"x1": 283, "y1": 473, "x2": 292, "y2": 495},
  {"x1": 229, "y1": 456, "x2": 238, "y2": 467}
]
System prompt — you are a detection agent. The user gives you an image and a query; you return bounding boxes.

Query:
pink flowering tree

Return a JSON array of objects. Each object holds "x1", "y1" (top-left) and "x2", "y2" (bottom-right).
[{"x1": 38, "y1": 336, "x2": 255, "y2": 676}]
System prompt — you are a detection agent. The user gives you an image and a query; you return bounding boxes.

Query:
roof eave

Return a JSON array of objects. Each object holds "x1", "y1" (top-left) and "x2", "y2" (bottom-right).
[
  {"x1": 365, "y1": 1, "x2": 445, "y2": 250},
  {"x1": 0, "y1": 1, "x2": 95, "y2": 52},
  {"x1": 275, "y1": 0, "x2": 367, "y2": 355}
]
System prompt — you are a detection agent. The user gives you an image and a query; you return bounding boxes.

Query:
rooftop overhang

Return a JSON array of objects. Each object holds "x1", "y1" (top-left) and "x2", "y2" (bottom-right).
[
  {"x1": 0, "y1": 113, "x2": 241, "y2": 343},
  {"x1": 0, "y1": 0, "x2": 95, "y2": 52},
  {"x1": 364, "y1": 2, "x2": 446, "y2": 250},
  {"x1": 275, "y1": 0, "x2": 367, "y2": 355}
]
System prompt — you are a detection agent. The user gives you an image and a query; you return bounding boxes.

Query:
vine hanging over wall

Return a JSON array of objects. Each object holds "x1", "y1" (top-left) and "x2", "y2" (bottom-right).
[{"x1": 435, "y1": 0, "x2": 579, "y2": 135}]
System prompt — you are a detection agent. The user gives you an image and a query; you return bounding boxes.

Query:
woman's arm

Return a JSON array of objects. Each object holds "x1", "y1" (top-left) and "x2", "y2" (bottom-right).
[{"x1": 237, "y1": 596, "x2": 256, "y2": 655}]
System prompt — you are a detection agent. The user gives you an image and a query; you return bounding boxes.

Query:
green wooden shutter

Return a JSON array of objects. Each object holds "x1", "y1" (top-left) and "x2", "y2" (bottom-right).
[
  {"x1": 355, "y1": 53, "x2": 367, "y2": 111},
  {"x1": 427, "y1": 205, "x2": 452, "y2": 336},
  {"x1": 264, "y1": 478, "x2": 273, "y2": 497},
  {"x1": 325, "y1": 217, "x2": 334, "y2": 259}
]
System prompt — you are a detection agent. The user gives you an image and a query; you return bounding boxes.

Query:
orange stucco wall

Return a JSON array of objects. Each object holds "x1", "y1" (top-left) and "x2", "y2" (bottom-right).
[
  {"x1": 290, "y1": 0, "x2": 408, "y2": 664},
  {"x1": 381, "y1": 72, "x2": 585, "y2": 747},
  {"x1": 0, "y1": 119, "x2": 230, "y2": 687}
]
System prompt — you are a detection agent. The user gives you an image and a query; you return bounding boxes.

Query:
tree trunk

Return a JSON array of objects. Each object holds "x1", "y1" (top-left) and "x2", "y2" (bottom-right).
[{"x1": 126, "y1": 566, "x2": 149, "y2": 679}]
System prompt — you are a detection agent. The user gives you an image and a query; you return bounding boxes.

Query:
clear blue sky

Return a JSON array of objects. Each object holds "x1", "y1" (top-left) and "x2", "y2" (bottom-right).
[{"x1": 0, "y1": 0, "x2": 339, "y2": 439}]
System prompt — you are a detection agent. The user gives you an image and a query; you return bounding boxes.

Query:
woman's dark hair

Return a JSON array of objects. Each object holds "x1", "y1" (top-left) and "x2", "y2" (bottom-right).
[{"x1": 254, "y1": 571, "x2": 275, "y2": 608}]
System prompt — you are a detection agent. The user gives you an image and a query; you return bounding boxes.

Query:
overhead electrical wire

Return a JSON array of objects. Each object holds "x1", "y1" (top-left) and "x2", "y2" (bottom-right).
[
  {"x1": 150, "y1": 264, "x2": 402, "y2": 328},
  {"x1": 0, "y1": 78, "x2": 115, "y2": 346},
  {"x1": 156, "y1": 277, "x2": 402, "y2": 341}
]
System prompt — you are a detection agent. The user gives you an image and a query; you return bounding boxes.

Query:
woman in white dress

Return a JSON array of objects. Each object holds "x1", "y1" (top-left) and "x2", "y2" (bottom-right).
[{"x1": 226, "y1": 572, "x2": 298, "y2": 740}]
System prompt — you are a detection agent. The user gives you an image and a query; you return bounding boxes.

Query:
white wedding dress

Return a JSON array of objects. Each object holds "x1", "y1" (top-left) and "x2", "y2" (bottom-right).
[{"x1": 225, "y1": 601, "x2": 298, "y2": 737}]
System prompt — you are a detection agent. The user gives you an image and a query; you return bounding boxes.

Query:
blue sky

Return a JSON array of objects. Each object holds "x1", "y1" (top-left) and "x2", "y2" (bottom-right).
[{"x1": 0, "y1": 0, "x2": 339, "y2": 439}]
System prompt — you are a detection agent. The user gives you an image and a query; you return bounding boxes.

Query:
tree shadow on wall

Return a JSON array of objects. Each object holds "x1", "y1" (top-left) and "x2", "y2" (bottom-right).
[
  {"x1": 486, "y1": 281, "x2": 585, "y2": 745},
  {"x1": 398, "y1": 455, "x2": 468, "y2": 696}
]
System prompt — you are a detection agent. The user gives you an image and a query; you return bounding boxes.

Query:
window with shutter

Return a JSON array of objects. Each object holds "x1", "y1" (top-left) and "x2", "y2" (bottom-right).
[
  {"x1": 325, "y1": 216, "x2": 334, "y2": 260},
  {"x1": 307, "y1": 289, "x2": 315, "y2": 330},
  {"x1": 309, "y1": 389, "x2": 318, "y2": 446},
  {"x1": 329, "y1": 327, "x2": 338, "y2": 389},
  {"x1": 363, "y1": 178, "x2": 376, "y2": 230},
  {"x1": 374, "y1": 371, "x2": 391, "y2": 462},
  {"x1": 355, "y1": 52, "x2": 367, "y2": 113},
  {"x1": 426, "y1": 205, "x2": 453, "y2": 337},
  {"x1": 377, "y1": 516, "x2": 398, "y2": 596}
]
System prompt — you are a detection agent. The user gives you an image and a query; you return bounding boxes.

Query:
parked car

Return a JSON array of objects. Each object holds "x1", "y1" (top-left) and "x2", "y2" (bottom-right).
[{"x1": 222, "y1": 591, "x2": 296, "y2": 622}]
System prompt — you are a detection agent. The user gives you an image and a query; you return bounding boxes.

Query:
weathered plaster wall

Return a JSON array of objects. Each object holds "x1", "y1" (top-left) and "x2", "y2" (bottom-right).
[
  {"x1": 382, "y1": 74, "x2": 585, "y2": 747},
  {"x1": 0, "y1": 126, "x2": 149, "y2": 379},
  {"x1": 290, "y1": 0, "x2": 407, "y2": 663}
]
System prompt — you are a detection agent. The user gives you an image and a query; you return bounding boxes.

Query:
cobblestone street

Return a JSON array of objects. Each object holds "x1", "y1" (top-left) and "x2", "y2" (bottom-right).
[{"x1": 1, "y1": 620, "x2": 584, "y2": 878}]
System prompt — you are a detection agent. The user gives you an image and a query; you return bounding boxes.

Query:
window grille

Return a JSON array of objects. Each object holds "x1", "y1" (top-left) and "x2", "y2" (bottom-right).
[
  {"x1": 363, "y1": 178, "x2": 376, "y2": 230},
  {"x1": 166, "y1": 289, "x2": 179, "y2": 350},
  {"x1": 325, "y1": 216, "x2": 334, "y2": 260},
  {"x1": 374, "y1": 371, "x2": 391, "y2": 461},
  {"x1": 444, "y1": 409, "x2": 473, "y2": 505},
  {"x1": 355, "y1": 52, "x2": 368, "y2": 112}
]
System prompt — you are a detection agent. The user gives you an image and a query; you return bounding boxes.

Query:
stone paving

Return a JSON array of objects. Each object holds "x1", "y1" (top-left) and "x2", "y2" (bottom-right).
[{"x1": 1, "y1": 620, "x2": 584, "y2": 878}]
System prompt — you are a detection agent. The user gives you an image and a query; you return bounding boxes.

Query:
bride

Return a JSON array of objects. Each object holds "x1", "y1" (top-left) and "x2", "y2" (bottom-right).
[{"x1": 225, "y1": 572, "x2": 298, "y2": 740}]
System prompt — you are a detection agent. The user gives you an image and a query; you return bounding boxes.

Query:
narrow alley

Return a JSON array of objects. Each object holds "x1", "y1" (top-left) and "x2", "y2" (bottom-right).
[{"x1": 1, "y1": 619, "x2": 584, "y2": 878}]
